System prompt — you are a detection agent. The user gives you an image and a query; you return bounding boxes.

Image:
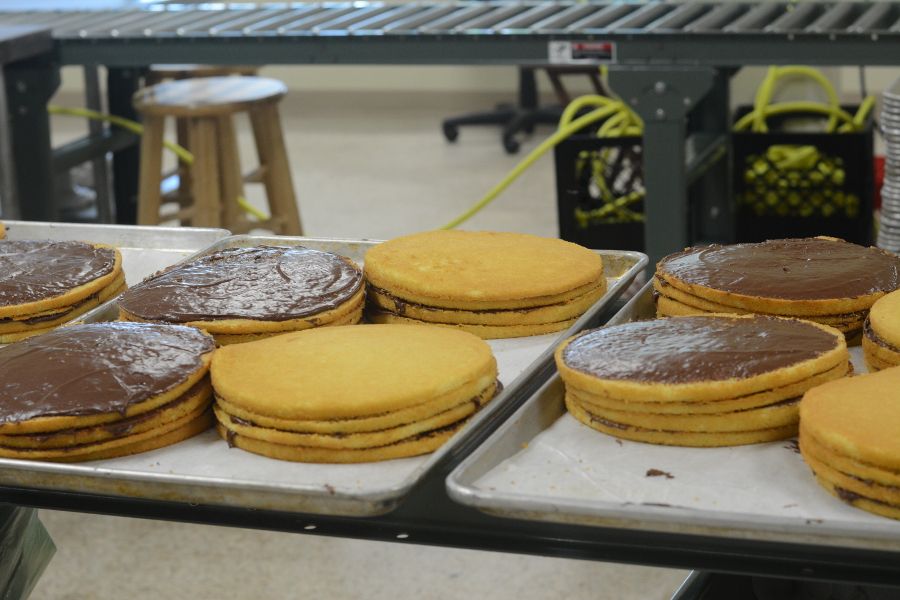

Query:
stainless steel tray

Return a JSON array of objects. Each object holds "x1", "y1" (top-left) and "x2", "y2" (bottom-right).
[
  {"x1": 2, "y1": 220, "x2": 230, "y2": 288},
  {"x1": 447, "y1": 282, "x2": 900, "y2": 552},
  {"x1": 0, "y1": 235, "x2": 647, "y2": 518}
]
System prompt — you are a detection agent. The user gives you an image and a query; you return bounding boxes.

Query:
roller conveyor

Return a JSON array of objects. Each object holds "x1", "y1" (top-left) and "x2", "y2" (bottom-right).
[
  {"x1": 0, "y1": 2, "x2": 899, "y2": 66},
  {"x1": 0, "y1": 1, "x2": 896, "y2": 38}
]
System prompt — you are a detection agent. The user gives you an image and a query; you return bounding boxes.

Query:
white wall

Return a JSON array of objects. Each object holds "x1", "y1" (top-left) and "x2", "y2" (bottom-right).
[{"x1": 56, "y1": 65, "x2": 522, "y2": 95}]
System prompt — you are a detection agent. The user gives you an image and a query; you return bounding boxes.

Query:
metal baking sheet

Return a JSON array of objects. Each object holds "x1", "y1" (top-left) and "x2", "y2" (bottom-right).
[
  {"x1": 1, "y1": 220, "x2": 230, "y2": 287},
  {"x1": 448, "y1": 282, "x2": 900, "y2": 552},
  {"x1": 0, "y1": 234, "x2": 647, "y2": 517}
]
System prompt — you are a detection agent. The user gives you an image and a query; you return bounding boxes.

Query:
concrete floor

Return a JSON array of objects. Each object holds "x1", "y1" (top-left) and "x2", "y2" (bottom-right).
[{"x1": 31, "y1": 89, "x2": 688, "y2": 600}]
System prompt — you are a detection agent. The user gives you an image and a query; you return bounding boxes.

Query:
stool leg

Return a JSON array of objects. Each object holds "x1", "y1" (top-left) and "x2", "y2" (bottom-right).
[
  {"x1": 187, "y1": 117, "x2": 222, "y2": 227},
  {"x1": 216, "y1": 116, "x2": 247, "y2": 233},
  {"x1": 175, "y1": 117, "x2": 193, "y2": 213},
  {"x1": 137, "y1": 114, "x2": 165, "y2": 225},
  {"x1": 249, "y1": 103, "x2": 303, "y2": 235}
]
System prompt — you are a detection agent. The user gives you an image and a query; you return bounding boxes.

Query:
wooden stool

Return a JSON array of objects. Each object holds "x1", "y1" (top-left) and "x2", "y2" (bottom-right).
[
  {"x1": 146, "y1": 66, "x2": 260, "y2": 208},
  {"x1": 133, "y1": 76, "x2": 303, "y2": 235}
]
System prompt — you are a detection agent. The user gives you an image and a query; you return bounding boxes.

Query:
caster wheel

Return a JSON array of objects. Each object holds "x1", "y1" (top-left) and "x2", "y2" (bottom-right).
[
  {"x1": 503, "y1": 136, "x2": 521, "y2": 154},
  {"x1": 443, "y1": 123, "x2": 459, "y2": 142}
]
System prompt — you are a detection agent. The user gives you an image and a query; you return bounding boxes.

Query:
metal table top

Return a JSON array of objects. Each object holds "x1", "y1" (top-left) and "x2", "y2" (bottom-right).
[{"x1": 1, "y1": 1, "x2": 899, "y2": 66}]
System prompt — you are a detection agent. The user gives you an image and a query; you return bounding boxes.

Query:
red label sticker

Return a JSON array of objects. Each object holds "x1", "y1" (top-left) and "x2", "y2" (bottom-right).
[{"x1": 548, "y1": 41, "x2": 617, "y2": 63}]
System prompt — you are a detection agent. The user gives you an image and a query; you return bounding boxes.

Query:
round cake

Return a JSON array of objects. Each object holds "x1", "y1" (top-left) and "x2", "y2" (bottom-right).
[
  {"x1": 800, "y1": 368, "x2": 900, "y2": 520},
  {"x1": 654, "y1": 237, "x2": 900, "y2": 341},
  {"x1": 364, "y1": 230, "x2": 606, "y2": 338},
  {"x1": 0, "y1": 322, "x2": 215, "y2": 461},
  {"x1": 556, "y1": 314, "x2": 849, "y2": 447},
  {"x1": 0, "y1": 240, "x2": 125, "y2": 342},
  {"x1": 118, "y1": 245, "x2": 364, "y2": 344},
  {"x1": 863, "y1": 289, "x2": 900, "y2": 371},
  {"x1": 211, "y1": 324, "x2": 500, "y2": 463}
]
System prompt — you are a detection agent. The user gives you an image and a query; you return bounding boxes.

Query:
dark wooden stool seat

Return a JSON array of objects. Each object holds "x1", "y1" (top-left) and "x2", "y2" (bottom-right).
[{"x1": 147, "y1": 64, "x2": 258, "y2": 84}]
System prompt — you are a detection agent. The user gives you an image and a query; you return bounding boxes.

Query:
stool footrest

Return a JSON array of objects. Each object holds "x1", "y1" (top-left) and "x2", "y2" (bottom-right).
[
  {"x1": 162, "y1": 190, "x2": 192, "y2": 206},
  {"x1": 227, "y1": 218, "x2": 256, "y2": 235},
  {"x1": 228, "y1": 215, "x2": 287, "y2": 235},
  {"x1": 172, "y1": 207, "x2": 196, "y2": 222},
  {"x1": 243, "y1": 166, "x2": 268, "y2": 183}
]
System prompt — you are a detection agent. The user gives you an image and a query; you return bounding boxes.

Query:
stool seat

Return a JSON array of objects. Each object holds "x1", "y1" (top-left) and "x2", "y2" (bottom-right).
[
  {"x1": 134, "y1": 75, "x2": 302, "y2": 235},
  {"x1": 134, "y1": 76, "x2": 287, "y2": 117},
  {"x1": 149, "y1": 64, "x2": 258, "y2": 80}
]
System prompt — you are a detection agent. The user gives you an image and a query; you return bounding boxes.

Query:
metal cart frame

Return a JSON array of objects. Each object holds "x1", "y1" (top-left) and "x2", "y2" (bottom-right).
[{"x1": 3, "y1": 2, "x2": 900, "y2": 595}]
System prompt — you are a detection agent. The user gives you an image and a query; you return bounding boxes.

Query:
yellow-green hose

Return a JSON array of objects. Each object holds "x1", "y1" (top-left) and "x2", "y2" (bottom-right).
[
  {"x1": 733, "y1": 101, "x2": 872, "y2": 133},
  {"x1": 741, "y1": 66, "x2": 875, "y2": 134},
  {"x1": 752, "y1": 66, "x2": 843, "y2": 133},
  {"x1": 442, "y1": 95, "x2": 643, "y2": 230},
  {"x1": 737, "y1": 66, "x2": 873, "y2": 222},
  {"x1": 735, "y1": 66, "x2": 874, "y2": 201}
]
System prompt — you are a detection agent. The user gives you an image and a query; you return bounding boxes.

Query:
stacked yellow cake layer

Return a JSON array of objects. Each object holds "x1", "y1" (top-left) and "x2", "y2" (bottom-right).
[
  {"x1": 211, "y1": 324, "x2": 500, "y2": 463},
  {"x1": 862, "y1": 289, "x2": 900, "y2": 371},
  {"x1": 801, "y1": 369, "x2": 900, "y2": 520},
  {"x1": 365, "y1": 231, "x2": 606, "y2": 339}
]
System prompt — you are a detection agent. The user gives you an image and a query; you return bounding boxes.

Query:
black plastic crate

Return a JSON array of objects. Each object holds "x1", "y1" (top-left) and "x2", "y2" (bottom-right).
[
  {"x1": 554, "y1": 133, "x2": 644, "y2": 251},
  {"x1": 732, "y1": 105, "x2": 874, "y2": 245}
]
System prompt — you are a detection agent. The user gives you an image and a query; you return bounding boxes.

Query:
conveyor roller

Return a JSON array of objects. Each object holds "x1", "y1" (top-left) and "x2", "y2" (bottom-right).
[{"x1": 4, "y1": 2, "x2": 900, "y2": 40}]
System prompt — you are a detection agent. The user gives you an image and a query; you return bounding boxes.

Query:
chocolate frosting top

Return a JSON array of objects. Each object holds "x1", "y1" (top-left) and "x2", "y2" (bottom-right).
[
  {"x1": 117, "y1": 246, "x2": 363, "y2": 322},
  {"x1": 0, "y1": 240, "x2": 117, "y2": 306},
  {"x1": 0, "y1": 322, "x2": 214, "y2": 423},
  {"x1": 658, "y1": 238, "x2": 900, "y2": 300},
  {"x1": 563, "y1": 315, "x2": 839, "y2": 384}
]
